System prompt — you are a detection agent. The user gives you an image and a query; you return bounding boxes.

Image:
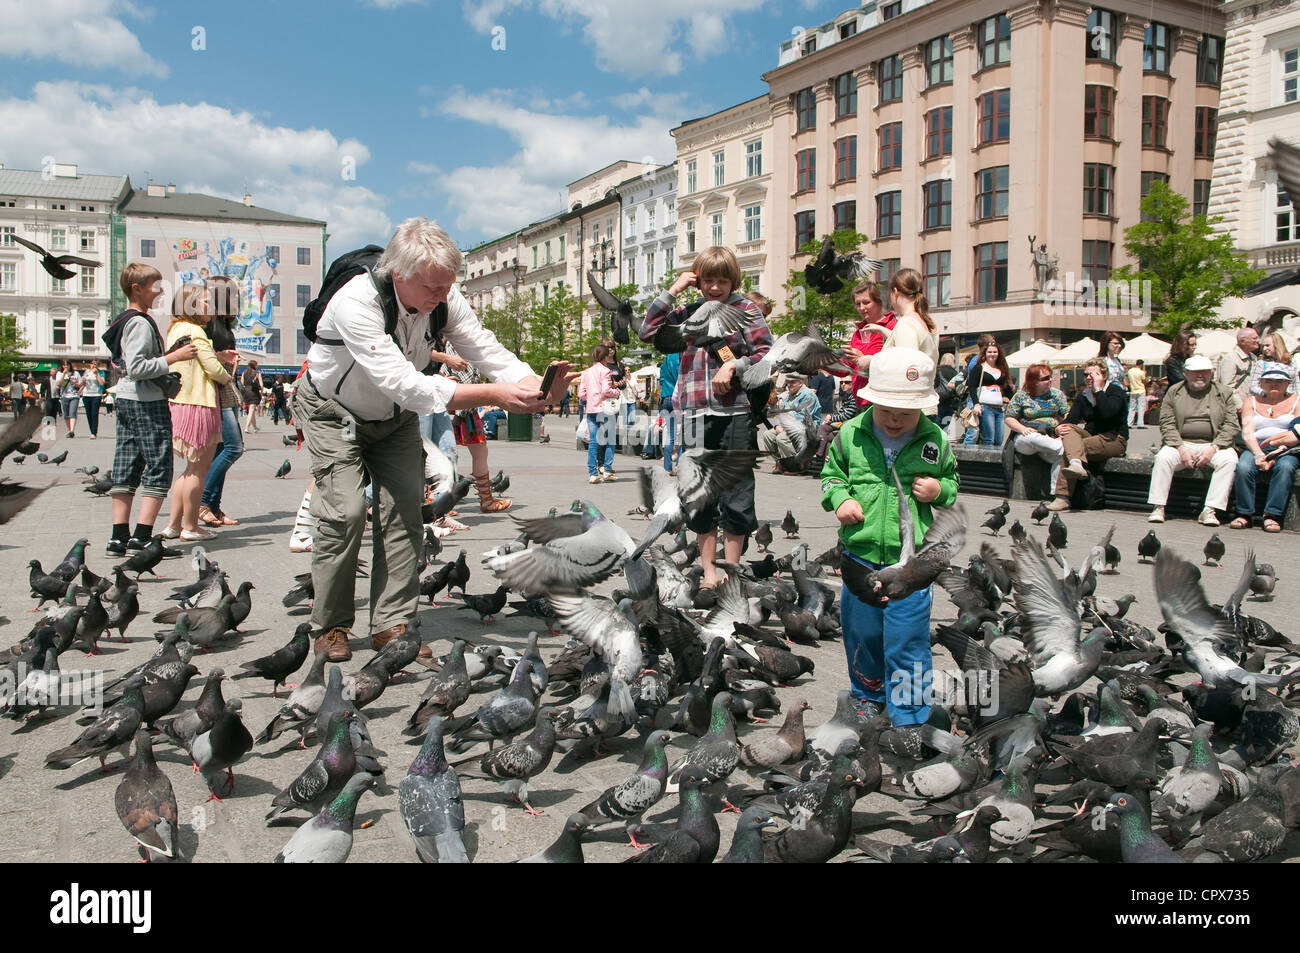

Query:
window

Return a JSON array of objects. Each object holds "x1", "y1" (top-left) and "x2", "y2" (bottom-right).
[
  {"x1": 665, "y1": 246, "x2": 674, "y2": 273},
  {"x1": 79, "y1": 205, "x2": 95, "y2": 213},
  {"x1": 626, "y1": 214, "x2": 635, "y2": 239},
  {"x1": 974, "y1": 242, "x2": 1009, "y2": 303},
  {"x1": 1086, "y1": 9, "x2": 1116, "y2": 62},
  {"x1": 264, "y1": 328, "x2": 281, "y2": 354},
  {"x1": 646, "y1": 207, "x2": 655, "y2": 232},
  {"x1": 795, "y1": 211, "x2": 816, "y2": 249},
  {"x1": 923, "y1": 180, "x2": 952, "y2": 230},
  {"x1": 686, "y1": 219, "x2": 696, "y2": 253},
  {"x1": 297, "y1": 247, "x2": 311, "y2": 266},
  {"x1": 1195, "y1": 107, "x2": 1217, "y2": 158},
  {"x1": 626, "y1": 259, "x2": 636, "y2": 285},
  {"x1": 1196, "y1": 35, "x2": 1223, "y2": 86},
  {"x1": 53, "y1": 316, "x2": 67, "y2": 345},
  {"x1": 1141, "y1": 96, "x2": 1169, "y2": 149},
  {"x1": 50, "y1": 203, "x2": 67, "y2": 211},
  {"x1": 745, "y1": 139, "x2": 763, "y2": 177},
  {"x1": 81, "y1": 317, "x2": 96, "y2": 347},
  {"x1": 1, "y1": 226, "x2": 14, "y2": 247},
  {"x1": 1081, "y1": 240, "x2": 1112, "y2": 291},
  {"x1": 531, "y1": 246, "x2": 538, "y2": 268},
  {"x1": 0, "y1": 262, "x2": 15, "y2": 290},
  {"x1": 1144, "y1": 22, "x2": 1171, "y2": 74},
  {"x1": 710, "y1": 212, "x2": 723, "y2": 247},
  {"x1": 50, "y1": 228, "x2": 67, "y2": 251},
  {"x1": 1084, "y1": 85, "x2": 1114, "y2": 139},
  {"x1": 139, "y1": 238, "x2": 155, "y2": 257},
  {"x1": 1278, "y1": 185, "x2": 1295, "y2": 242},
  {"x1": 713, "y1": 150, "x2": 725, "y2": 187},
  {"x1": 876, "y1": 191, "x2": 902, "y2": 238},
  {"x1": 796, "y1": 149, "x2": 816, "y2": 192},
  {"x1": 975, "y1": 166, "x2": 1009, "y2": 220},
  {"x1": 265, "y1": 244, "x2": 280, "y2": 262},
  {"x1": 840, "y1": 20, "x2": 857, "y2": 40},
  {"x1": 1285, "y1": 48, "x2": 1298, "y2": 103},
  {"x1": 880, "y1": 259, "x2": 902, "y2": 284},
  {"x1": 52, "y1": 276, "x2": 67, "y2": 293},
  {"x1": 802, "y1": 36, "x2": 817, "y2": 56},
  {"x1": 835, "y1": 72, "x2": 857, "y2": 119},
  {"x1": 296, "y1": 329, "x2": 310, "y2": 354},
  {"x1": 1193, "y1": 179, "x2": 1212, "y2": 217},
  {"x1": 835, "y1": 137, "x2": 857, "y2": 181},
  {"x1": 796, "y1": 87, "x2": 816, "y2": 131},
  {"x1": 922, "y1": 250, "x2": 951, "y2": 306},
  {"x1": 80, "y1": 230, "x2": 94, "y2": 252},
  {"x1": 744, "y1": 205, "x2": 762, "y2": 242},
  {"x1": 1083, "y1": 163, "x2": 1115, "y2": 216},
  {"x1": 979, "y1": 14, "x2": 1011, "y2": 69},
  {"x1": 686, "y1": 159, "x2": 697, "y2": 194},
  {"x1": 925, "y1": 107, "x2": 953, "y2": 158},
  {"x1": 545, "y1": 240, "x2": 553, "y2": 264},
  {"x1": 925, "y1": 36, "x2": 953, "y2": 87},
  {"x1": 878, "y1": 55, "x2": 902, "y2": 103},
  {"x1": 978, "y1": 90, "x2": 1010, "y2": 144},
  {"x1": 646, "y1": 252, "x2": 655, "y2": 285},
  {"x1": 878, "y1": 123, "x2": 902, "y2": 170},
  {"x1": 833, "y1": 201, "x2": 856, "y2": 232},
  {"x1": 80, "y1": 270, "x2": 95, "y2": 295},
  {"x1": 881, "y1": 1, "x2": 901, "y2": 20},
  {"x1": 296, "y1": 284, "x2": 311, "y2": 308},
  {"x1": 1141, "y1": 172, "x2": 1169, "y2": 221},
  {"x1": 558, "y1": 235, "x2": 565, "y2": 258}
]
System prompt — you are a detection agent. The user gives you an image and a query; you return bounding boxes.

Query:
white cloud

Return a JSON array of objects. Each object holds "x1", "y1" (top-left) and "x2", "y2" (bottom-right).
[
  {"x1": 461, "y1": 0, "x2": 767, "y2": 77},
  {"x1": 0, "y1": 81, "x2": 391, "y2": 252},
  {"x1": 0, "y1": 0, "x2": 167, "y2": 77},
  {"x1": 419, "y1": 86, "x2": 676, "y2": 239}
]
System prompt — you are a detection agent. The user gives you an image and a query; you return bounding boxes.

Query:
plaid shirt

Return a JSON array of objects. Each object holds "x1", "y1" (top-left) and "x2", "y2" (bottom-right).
[{"x1": 640, "y1": 291, "x2": 772, "y2": 416}]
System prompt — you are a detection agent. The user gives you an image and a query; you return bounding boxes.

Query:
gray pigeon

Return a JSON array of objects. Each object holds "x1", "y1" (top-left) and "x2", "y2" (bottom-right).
[
  {"x1": 190, "y1": 698, "x2": 254, "y2": 799},
  {"x1": 1012, "y1": 536, "x2": 1104, "y2": 695},
  {"x1": 45, "y1": 675, "x2": 145, "y2": 771},
  {"x1": 486, "y1": 501, "x2": 634, "y2": 595},
  {"x1": 398, "y1": 717, "x2": 468, "y2": 863},
  {"x1": 577, "y1": 729, "x2": 671, "y2": 848},
  {"x1": 258, "y1": 650, "x2": 329, "y2": 745},
  {"x1": 114, "y1": 730, "x2": 179, "y2": 862},
  {"x1": 455, "y1": 708, "x2": 558, "y2": 815},
  {"x1": 681, "y1": 298, "x2": 752, "y2": 347},
  {"x1": 668, "y1": 691, "x2": 740, "y2": 791},
  {"x1": 544, "y1": 590, "x2": 642, "y2": 690},
  {"x1": 1154, "y1": 723, "x2": 1222, "y2": 825},
  {"x1": 630, "y1": 450, "x2": 762, "y2": 559},
  {"x1": 274, "y1": 774, "x2": 377, "y2": 863},
  {"x1": 406, "y1": 639, "x2": 472, "y2": 735},
  {"x1": 266, "y1": 710, "x2": 360, "y2": 822},
  {"x1": 740, "y1": 700, "x2": 811, "y2": 769},
  {"x1": 1105, "y1": 792, "x2": 1184, "y2": 863},
  {"x1": 447, "y1": 658, "x2": 539, "y2": 753},
  {"x1": 516, "y1": 813, "x2": 589, "y2": 863}
]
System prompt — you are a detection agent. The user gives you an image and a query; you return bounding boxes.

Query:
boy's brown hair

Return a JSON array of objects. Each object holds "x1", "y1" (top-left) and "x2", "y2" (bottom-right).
[
  {"x1": 745, "y1": 291, "x2": 773, "y2": 316},
  {"x1": 171, "y1": 283, "x2": 209, "y2": 323},
  {"x1": 119, "y1": 262, "x2": 162, "y2": 301},
  {"x1": 693, "y1": 246, "x2": 742, "y2": 290}
]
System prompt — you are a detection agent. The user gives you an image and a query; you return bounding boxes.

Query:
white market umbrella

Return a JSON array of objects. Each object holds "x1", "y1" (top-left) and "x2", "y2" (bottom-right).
[
  {"x1": 630, "y1": 365, "x2": 659, "y2": 378},
  {"x1": 1006, "y1": 340, "x2": 1064, "y2": 368},
  {"x1": 1118, "y1": 332, "x2": 1170, "y2": 364},
  {"x1": 1191, "y1": 329, "x2": 1238, "y2": 359},
  {"x1": 1054, "y1": 337, "x2": 1101, "y2": 364}
]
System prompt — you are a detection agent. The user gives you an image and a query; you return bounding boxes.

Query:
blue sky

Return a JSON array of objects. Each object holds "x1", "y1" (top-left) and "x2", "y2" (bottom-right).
[{"x1": 0, "y1": 0, "x2": 845, "y2": 253}]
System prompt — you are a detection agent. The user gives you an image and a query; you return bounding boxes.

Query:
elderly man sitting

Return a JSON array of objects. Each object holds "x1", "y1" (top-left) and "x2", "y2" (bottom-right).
[
  {"x1": 760, "y1": 372, "x2": 820, "y2": 473},
  {"x1": 1148, "y1": 354, "x2": 1240, "y2": 526}
]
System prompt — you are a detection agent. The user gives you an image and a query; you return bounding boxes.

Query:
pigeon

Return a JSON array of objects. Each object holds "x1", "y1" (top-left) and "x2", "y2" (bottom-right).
[
  {"x1": 455, "y1": 585, "x2": 509, "y2": 624},
  {"x1": 1008, "y1": 519, "x2": 1025, "y2": 542},
  {"x1": 46, "y1": 675, "x2": 145, "y2": 771},
  {"x1": 516, "y1": 813, "x2": 589, "y2": 863},
  {"x1": 577, "y1": 730, "x2": 670, "y2": 848},
  {"x1": 40, "y1": 450, "x2": 68, "y2": 466},
  {"x1": 156, "y1": 668, "x2": 227, "y2": 751},
  {"x1": 1203, "y1": 534, "x2": 1225, "y2": 567},
  {"x1": 27, "y1": 561, "x2": 69, "y2": 606},
  {"x1": 122, "y1": 535, "x2": 169, "y2": 579},
  {"x1": 114, "y1": 730, "x2": 179, "y2": 862},
  {"x1": 49, "y1": 539, "x2": 88, "y2": 583},
  {"x1": 406, "y1": 640, "x2": 472, "y2": 735},
  {"x1": 167, "y1": 596, "x2": 237, "y2": 652},
  {"x1": 1198, "y1": 780, "x2": 1287, "y2": 862},
  {"x1": 420, "y1": 561, "x2": 457, "y2": 608},
  {"x1": 544, "y1": 590, "x2": 642, "y2": 691},
  {"x1": 233, "y1": 623, "x2": 310, "y2": 697},
  {"x1": 398, "y1": 717, "x2": 469, "y2": 863},
  {"x1": 425, "y1": 476, "x2": 473, "y2": 522},
  {"x1": 626, "y1": 767, "x2": 720, "y2": 864},
  {"x1": 12, "y1": 233, "x2": 100, "y2": 280},
  {"x1": 487, "y1": 502, "x2": 634, "y2": 595},
  {"x1": 1047, "y1": 513, "x2": 1067, "y2": 549},
  {"x1": 228, "y1": 581, "x2": 255, "y2": 630},
  {"x1": 36, "y1": 453, "x2": 47, "y2": 463},
  {"x1": 447, "y1": 658, "x2": 539, "y2": 753},
  {"x1": 630, "y1": 450, "x2": 761, "y2": 559},
  {"x1": 266, "y1": 710, "x2": 361, "y2": 821},
  {"x1": 1137, "y1": 530, "x2": 1161, "y2": 563},
  {"x1": 1153, "y1": 723, "x2": 1222, "y2": 825},
  {"x1": 1250, "y1": 563, "x2": 1277, "y2": 600},
  {"x1": 282, "y1": 433, "x2": 298, "y2": 446},
  {"x1": 781, "y1": 510, "x2": 799, "y2": 538},
  {"x1": 587, "y1": 270, "x2": 639, "y2": 345},
  {"x1": 274, "y1": 460, "x2": 291, "y2": 479},
  {"x1": 740, "y1": 700, "x2": 811, "y2": 769},
  {"x1": 72, "y1": 590, "x2": 110, "y2": 655},
  {"x1": 3, "y1": 647, "x2": 61, "y2": 723},
  {"x1": 719, "y1": 806, "x2": 779, "y2": 863},
  {"x1": 803, "y1": 234, "x2": 881, "y2": 294},
  {"x1": 755, "y1": 521, "x2": 774, "y2": 553},
  {"x1": 0, "y1": 406, "x2": 43, "y2": 464},
  {"x1": 681, "y1": 299, "x2": 753, "y2": 348},
  {"x1": 105, "y1": 585, "x2": 141, "y2": 639},
  {"x1": 274, "y1": 774, "x2": 377, "y2": 863},
  {"x1": 258, "y1": 650, "x2": 329, "y2": 745},
  {"x1": 1105, "y1": 792, "x2": 1184, "y2": 863},
  {"x1": 1012, "y1": 536, "x2": 1104, "y2": 695},
  {"x1": 762, "y1": 743, "x2": 864, "y2": 863},
  {"x1": 455, "y1": 708, "x2": 558, "y2": 815},
  {"x1": 668, "y1": 691, "x2": 741, "y2": 791},
  {"x1": 981, "y1": 510, "x2": 1006, "y2": 536}
]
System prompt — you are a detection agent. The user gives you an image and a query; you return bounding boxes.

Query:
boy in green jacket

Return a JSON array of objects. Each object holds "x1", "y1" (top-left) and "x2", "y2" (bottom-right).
[{"x1": 821, "y1": 349, "x2": 958, "y2": 734}]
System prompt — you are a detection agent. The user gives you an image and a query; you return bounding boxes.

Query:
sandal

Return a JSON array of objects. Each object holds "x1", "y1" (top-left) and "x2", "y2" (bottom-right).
[
  {"x1": 474, "y1": 472, "x2": 512, "y2": 512},
  {"x1": 198, "y1": 507, "x2": 223, "y2": 527},
  {"x1": 1263, "y1": 518, "x2": 1283, "y2": 533},
  {"x1": 1229, "y1": 517, "x2": 1251, "y2": 529},
  {"x1": 217, "y1": 511, "x2": 240, "y2": 526}
]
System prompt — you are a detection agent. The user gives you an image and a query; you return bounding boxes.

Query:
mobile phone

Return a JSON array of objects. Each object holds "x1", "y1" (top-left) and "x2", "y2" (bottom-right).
[
  {"x1": 166, "y1": 335, "x2": 193, "y2": 354},
  {"x1": 1263, "y1": 444, "x2": 1298, "y2": 463},
  {"x1": 537, "y1": 363, "x2": 559, "y2": 399}
]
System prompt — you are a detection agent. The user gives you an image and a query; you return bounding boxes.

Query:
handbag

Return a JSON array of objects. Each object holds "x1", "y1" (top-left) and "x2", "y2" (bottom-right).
[
  {"x1": 598, "y1": 397, "x2": 619, "y2": 415},
  {"x1": 958, "y1": 404, "x2": 981, "y2": 429}
]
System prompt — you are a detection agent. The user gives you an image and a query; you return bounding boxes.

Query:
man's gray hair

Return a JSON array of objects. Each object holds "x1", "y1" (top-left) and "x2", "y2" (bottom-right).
[
  {"x1": 374, "y1": 218, "x2": 463, "y2": 280},
  {"x1": 1237, "y1": 326, "x2": 1258, "y2": 343}
]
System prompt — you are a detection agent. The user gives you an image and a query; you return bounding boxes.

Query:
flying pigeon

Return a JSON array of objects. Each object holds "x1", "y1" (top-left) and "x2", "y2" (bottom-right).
[
  {"x1": 12, "y1": 234, "x2": 100, "y2": 280},
  {"x1": 803, "y1": 235, "x2": 882, "y2": 295},
  {"x1": 587, "y1": 270, "x2": 639, "y2": 345}
]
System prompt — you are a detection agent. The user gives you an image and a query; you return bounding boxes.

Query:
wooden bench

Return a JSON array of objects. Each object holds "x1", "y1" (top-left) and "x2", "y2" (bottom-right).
[{"x1": 950, "y1": 444, "x2": 1300, "y2": 530}]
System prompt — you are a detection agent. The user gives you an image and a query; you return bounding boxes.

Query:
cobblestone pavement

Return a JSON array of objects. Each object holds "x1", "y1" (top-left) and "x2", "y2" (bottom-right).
[{"x1": 2, "y1": 413, "x2": 1296, "y2": 863}]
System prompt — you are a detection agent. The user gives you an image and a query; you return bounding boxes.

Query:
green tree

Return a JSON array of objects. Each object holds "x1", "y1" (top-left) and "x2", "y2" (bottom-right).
[
  {"x1": 521, "y1": 284, "x2": 584, "y2": 370},
  {"x1": 478, "y1": 291, "x2": 528, "y2": 355},
  {"x1": 775, "y1": 229, "x2": 873, "y2": 342},
  {"x1": 0, "y1": 314, "x2": 29, "y2": 381},
  {"x1": 1110, "y1": 182, "x2": 1263, "y2": 337}
]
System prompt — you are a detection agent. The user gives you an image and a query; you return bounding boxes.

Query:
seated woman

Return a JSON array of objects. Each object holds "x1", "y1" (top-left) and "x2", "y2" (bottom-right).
[
  {"x1": 1004, "y1": 363, "x2": 1069, "y2": 498},
  {"x1": 1048, "y1": 357, "x2": 1129, "y2": 512},
  {"x1": 1232, "y1": 363, "x2": 1300, "y2": 533}
]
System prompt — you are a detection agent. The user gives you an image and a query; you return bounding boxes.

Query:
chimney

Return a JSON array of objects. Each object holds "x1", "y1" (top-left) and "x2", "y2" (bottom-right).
[
  {"x1": 146, "y1": 183, "x2": 166, "y2": 198},
  {"x1": 51, "y1": 162, "x2": 78, "y2": 178},
  {"x1": 242, "y1": 193, "x2": 253, "y2": 206},
  {"x1": 166, "y1": 183, "x2": 176, "y2": 194}
]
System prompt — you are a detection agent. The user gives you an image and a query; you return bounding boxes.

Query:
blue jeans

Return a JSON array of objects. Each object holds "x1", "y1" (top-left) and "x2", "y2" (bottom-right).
[
  {"x1": 586, "y1": 413, "x2": 614, "y2": 475},
  {"x1": 420, "y1": 412, "x2": 458, "y2": 471},
  {"x1": 962, "y1": 401, "x2": 978, "y2": 444},
  {"x1": 1234, "y1": 451, "x2": 1299, "y2": 518},
  {"x1": 82, "y1": 395, "x2": 102, "y2": 435},
  {"x1": 840, "y1": 553, "x2": 934, "y2": 727},
  {"x1": 979, "y1": 404, "x2": 1004, "y2": 446},
  {"x1": 201, "y1": 407, "x2": 245, "y2": 511},
  {"x1": 662, "y1": 397, "x2": 677, "y2": 472}
]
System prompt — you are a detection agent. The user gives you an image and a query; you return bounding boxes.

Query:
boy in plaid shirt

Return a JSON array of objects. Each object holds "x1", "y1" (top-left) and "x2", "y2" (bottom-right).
[{"x1": 639, "y1": 246, "x2": 772, "y2": 588}]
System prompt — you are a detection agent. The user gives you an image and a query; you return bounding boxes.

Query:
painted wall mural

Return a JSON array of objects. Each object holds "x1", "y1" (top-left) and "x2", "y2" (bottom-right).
[{"x1": 171, "y1": 237, "x2": 279, "y2": 354}]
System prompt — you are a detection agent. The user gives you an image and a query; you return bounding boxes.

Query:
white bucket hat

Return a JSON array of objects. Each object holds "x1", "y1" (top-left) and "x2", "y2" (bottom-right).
[
  {"x1": 858, "y1": 348, "x2": 936, "y2": 410},
  {"x1": 1183, "y1": 354, "x2": 1214, "y2": 372}
]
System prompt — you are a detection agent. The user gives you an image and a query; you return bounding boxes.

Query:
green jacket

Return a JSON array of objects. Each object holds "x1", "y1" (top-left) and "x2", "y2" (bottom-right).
[{"x1": 820, "y1": 408, "x2": 959, "y2": 565}]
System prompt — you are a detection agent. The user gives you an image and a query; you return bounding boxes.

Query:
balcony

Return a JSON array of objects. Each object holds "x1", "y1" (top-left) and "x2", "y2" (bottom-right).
[{"x1": 1255, "y1": 241, "x2": 1300, "y2": 269}]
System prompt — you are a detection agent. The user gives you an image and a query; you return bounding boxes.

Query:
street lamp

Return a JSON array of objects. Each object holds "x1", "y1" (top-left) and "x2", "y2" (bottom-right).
[{"x1": 590, "y1": 239, "x2": 615, "y2": 336}]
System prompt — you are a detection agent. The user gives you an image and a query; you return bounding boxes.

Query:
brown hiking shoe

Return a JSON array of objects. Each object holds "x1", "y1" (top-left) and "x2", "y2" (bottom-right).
[{"x1": 314, "y1": 626, "x2": 353, "y2": 662}]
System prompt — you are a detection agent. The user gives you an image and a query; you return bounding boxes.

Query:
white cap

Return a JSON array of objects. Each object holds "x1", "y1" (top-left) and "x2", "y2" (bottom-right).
[
  {"x1": 1184, "y1": 354, "x2": 1213, "y2": 372},
  {"x1": 858, "y1": 348, "x2": 936, "y2": 410}
]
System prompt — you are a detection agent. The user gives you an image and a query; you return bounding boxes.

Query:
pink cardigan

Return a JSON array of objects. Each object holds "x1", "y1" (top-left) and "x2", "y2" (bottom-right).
[{"x1": 578, "y1": 362, "x2": 619, "y2": 409}]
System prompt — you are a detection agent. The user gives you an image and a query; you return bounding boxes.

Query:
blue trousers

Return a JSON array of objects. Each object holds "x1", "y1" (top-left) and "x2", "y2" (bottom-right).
[
  {"x1": 586, "y1": 413, "x2": 614, "y2": 475},
  {"x1": 200, "y1": 406, "x2": 245, "y2": 511},
  {"x1": 840, "y1": 553, "x2": 934, "y2": 727},
  {"x1": 661, "y1": 397, "x2": 677, "y2": 472},
  {"x1": 419, "y1": 412, "x2": 458, "y2": 472},
  {"x1": 980, "y1": 404, "x2": 1004, "y2": 446},
  {"x1": 1234, "y1": 451, "x2": 1299, "y2": 518}
]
